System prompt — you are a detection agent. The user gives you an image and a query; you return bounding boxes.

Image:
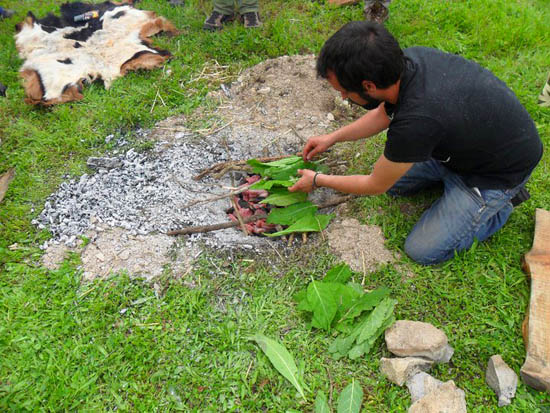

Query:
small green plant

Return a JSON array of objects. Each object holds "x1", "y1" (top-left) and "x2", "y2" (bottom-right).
[{"x1": 294, "y1": 264, "x2": 396, "y2": 360}]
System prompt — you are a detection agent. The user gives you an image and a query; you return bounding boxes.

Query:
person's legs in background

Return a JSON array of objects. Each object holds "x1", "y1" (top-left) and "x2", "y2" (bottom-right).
[
  {"x1": 238, "y1": 0, "x2": 262, "y2": 28},
  {"x1": 203, "y1": 0, "x2": 237, "y2": 31}
]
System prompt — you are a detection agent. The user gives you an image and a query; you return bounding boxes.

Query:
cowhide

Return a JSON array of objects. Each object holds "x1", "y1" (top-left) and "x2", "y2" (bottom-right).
[{"x1": 15, "y1": 0, "x2": 177, "y2": 105}]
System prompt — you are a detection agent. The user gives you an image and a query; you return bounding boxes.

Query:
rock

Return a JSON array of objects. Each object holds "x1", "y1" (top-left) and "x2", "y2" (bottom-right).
[
  {"x1": 385, "y1": 320, "x2": 454, "y2": 363},
  {"x1": 257, "y1": 87, "x2": 271, "y2": 95},
  {"x1": 326, "y1": 112, "x2": 335, "y2": 121},
  {"x1": 486, "y1": 355, "x2": 518, "y2": 407},
  {"x1": 406, "y1": 372, "x2": 444, "y2": 403},
  {"x1": 380, "y1": 357, "x2": 433, "y2": 386},
  {"x1": 409, "y1": 380, "x2": 467, "y2": 413},
  {"x1": 87, "y1": 157, "x2": 122, "y2": 170}
]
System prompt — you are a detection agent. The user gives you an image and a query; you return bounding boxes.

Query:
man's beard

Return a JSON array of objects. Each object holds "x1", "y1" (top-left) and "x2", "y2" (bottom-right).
[{"x1": 348, "y1": 89, "x2": 383, "y2": 110}]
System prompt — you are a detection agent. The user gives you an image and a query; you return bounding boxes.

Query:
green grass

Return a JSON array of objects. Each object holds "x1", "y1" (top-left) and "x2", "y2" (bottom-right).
[{"x1": 1, "y1": 0, "x2": 550, "y2": 411}]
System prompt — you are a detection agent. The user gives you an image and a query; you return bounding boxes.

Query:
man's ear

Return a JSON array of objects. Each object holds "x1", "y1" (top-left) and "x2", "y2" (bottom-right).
[{"x1": 362, "y1": 80, "x2": 376, "y2": 93}]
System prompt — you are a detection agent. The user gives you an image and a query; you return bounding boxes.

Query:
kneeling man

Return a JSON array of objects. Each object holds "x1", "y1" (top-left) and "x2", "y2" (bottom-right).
[{"x1": 289, "y1": 21, "x2": 542, "y2": 265}]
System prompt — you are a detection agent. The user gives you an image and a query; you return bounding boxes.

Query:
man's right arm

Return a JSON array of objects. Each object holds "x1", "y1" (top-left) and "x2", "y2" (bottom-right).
[{"x1": 303, "y1": 103, "x2": 391, "y2": 160}]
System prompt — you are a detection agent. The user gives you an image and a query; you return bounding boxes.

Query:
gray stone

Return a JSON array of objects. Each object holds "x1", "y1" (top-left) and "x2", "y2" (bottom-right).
[
  {"x1": 385, "y1": 320, "x2": 454, "y2": 363},
  {"x1": 408, "y1": 380, "x2": 467, "y2": 413},
  {"x1": 486, "y1": 355, "x2": 518, "y2": 407},
  {"x1": 86, "y1": 157, "x2": 122, "y2": 170},
  {"x1": 380, "y1": 357, "x2": 433, "y2": 386},
  {"x1": 406, "y1": 372, "x2": 444, "y2": 403}
]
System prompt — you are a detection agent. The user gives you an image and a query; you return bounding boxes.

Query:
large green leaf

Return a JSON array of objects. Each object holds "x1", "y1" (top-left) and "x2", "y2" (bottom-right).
[
  {"x1": 247, "y1": 159, "x2": 271, "y2": 176},
  {"x1": 336, "y1": 287, "x2": 391, "y2": 324},
  {"x1": 249, "y1": 334, "x2": 307, "y2": 400},
  {"x1": 328, "y1": 321, "x2": 363, "y2": 359},
  {"x1": 348, "y1": 315, "x2": 395, "y2": 360},
  {"x1": 265, "y1": 214, "x2": 334, "y2": 237},
  {"x1": 261, "y1": 188, "x2": 308, "y2": 206},
  {"x1": 332, "y1": 284, "x2": 362, "y2": 322},
  {"x1": 249, "y1": 179, "x2": 295, "y2": 190},
  {"x1": 337, "y1": 380, "x2": 363, "y2": 413},
  {"x1": 261, "y1": 156, "x2": 303, "y2": 167},
  {"x1": 347, "y1": 298, "x2": 396, "y2": 360},
  {"x1": 307, "y1": 281, "x2": 338, "y2": 331},
  {"x1": 266, "y1": 202, "x2": 317, "y2": 225},
  {"x1": 315, "y1": 391, "x2": 331, "y2": 413},
  {"x1": 323, "y1": 264, "x2": 352, "y2": 284}
]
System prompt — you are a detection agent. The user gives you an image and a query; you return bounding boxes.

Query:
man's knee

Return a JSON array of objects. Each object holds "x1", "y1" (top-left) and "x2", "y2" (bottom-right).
[{"x1": 404, "y1": 233, "x2": 454, "y2": 265}]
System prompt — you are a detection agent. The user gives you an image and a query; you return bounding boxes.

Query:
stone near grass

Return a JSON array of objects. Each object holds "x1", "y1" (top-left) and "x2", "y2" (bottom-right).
[
  {"x1": 486, "y1": 355, "x2": 518, "y2": 407},
  {"x1": 408, "y1": 380, "x2": 467, "y2": 413},
  {"x1": 385, "y1": 320, "x2": 454, "y2": 363},
  {"x1": 406, "y1": 372, "x2": 444, "y2": 403},
  {"x1": 86, "y1": 156, "x2": 122, "y2": 170},
  {"x1": 380, "y1": 357, "x2": 433, "y2": 386}
]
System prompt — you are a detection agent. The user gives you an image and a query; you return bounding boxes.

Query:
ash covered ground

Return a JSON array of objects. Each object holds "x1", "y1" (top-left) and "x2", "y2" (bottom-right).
[{"x1": 36, "y1": 55, "x2": 395, "y2": 280}]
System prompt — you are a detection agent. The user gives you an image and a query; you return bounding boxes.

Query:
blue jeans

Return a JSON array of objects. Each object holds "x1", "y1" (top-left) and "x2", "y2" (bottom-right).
[{"x1": 388, "y1": 159, "x2": 528, "y2": 265}]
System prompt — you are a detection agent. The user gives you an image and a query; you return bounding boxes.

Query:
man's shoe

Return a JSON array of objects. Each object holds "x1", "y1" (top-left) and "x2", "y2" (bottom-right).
[
  {"x1": 511, "y1": 187, "x2": 530, "y2": 207},
  {"x1": 203, "y1": 11, "x2": 235, "y2": 31},
  {"x1": 364, "y1": 2, "x2": 389, "y2": 24},
  {"x1": 0, "y1": 7, "x2": 15, "y2": 19},
  {"x1": 241, "y1": 11, "x2": 262, "y2": 28}
]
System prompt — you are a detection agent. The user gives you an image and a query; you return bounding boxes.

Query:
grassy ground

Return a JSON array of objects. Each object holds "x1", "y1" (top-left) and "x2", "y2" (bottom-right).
[{"x1": 1, "y1": 0, "x2": 550, "y2": 411}]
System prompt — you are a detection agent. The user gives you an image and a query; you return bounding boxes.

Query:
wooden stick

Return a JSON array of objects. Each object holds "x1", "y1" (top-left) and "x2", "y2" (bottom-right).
[
  {"x1": 179, "y1": 183, "x2": 254, "y2": 210},
  {"x1": 167, "y1": 194, "x2": 356, "y2": 236}
]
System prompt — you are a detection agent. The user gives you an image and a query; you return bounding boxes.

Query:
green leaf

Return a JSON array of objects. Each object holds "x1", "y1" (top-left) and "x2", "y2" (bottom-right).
[
  {"x1": 337, "y1": 380, "x2": 363, "y2": 413},
  {"x1": 247, "y1": 159, "x2": 271, "y2": 176},
  {"x1": 315, "y1": 391, "x2": 331, "y2": 413},
  {"x1": 261, "y1": 156, "x2": 303, "y2": 167},
  {"x1": 250, "y1": 179, "x2": 295, "y2": 190},
  {"x1": 307, "y1": 281, "x2": 338, "y2": 331},
  {"x1": 324, "y1": 264, "x2": 352, "y2": 284},
  {"x1": 261, "y1": 188, "x2": 308, "y2": 206},
  {"x1": 267, "y1": 202, "x2": 317, "y2": 225},
  {"x1": 328, "y1": 321, "x2": 363, "y2": 358},
  {"x1": 336, "y1": 287, "x2": 391, "y2": 324},
  {"x1": 348, "y1": 315, "x2": 395, "y2": 360},
  {"x1": 265, "y1": 214, "x2": 334, "y2": 237},
  {"x1": 332, "y1": 284, "x2": 362, "y2": 322},
  {"x1": 356, "y1": 298, "x2": 396, "y2": 344},
  {"x1": 249, "y1": 334, "x2": 307, "y2": 400}
]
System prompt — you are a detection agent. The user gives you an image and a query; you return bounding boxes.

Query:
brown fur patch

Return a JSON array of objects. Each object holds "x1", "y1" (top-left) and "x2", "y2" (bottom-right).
[
  {"x1": 44, "y1": 84, "x2": 84, "y2": 106},
  {"x1": 120, "y1": 51, "x2": 169, "y2": 75},
  {"x1": 20, "y1": 69, "x2": 44, "y2": 105},
  {"x1": 139, "y1": 17, "x2": 178, "y2": 39},
  {"x1": 15, "y1": 15, "x2": 35, "y2": 34}
]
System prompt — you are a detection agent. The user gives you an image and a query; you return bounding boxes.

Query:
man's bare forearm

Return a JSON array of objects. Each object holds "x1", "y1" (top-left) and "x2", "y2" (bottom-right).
[
  {"x1": 315, "y1": 174, "x2": 386, "y2": 195},
  {"x1": 331, "y1": 105, "x2": 391, "y2": 143}
]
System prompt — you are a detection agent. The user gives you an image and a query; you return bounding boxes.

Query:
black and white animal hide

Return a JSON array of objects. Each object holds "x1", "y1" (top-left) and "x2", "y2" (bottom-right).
[{"x1": 15, "y1": 0, "x2": 177, "y2": 105}]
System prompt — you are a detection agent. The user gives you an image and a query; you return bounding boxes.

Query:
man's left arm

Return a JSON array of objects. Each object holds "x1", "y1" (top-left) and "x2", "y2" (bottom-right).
[{"x1": 288, "y1": 155, "x2": 413, "y2": 195}]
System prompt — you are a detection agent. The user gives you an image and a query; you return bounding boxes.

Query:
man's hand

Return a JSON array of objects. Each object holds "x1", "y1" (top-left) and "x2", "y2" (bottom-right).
[
  {"x1": 288, "y1": 169, "x2": 316, "y2": 193},
  {"x1": 303, "y1": 134, "x2": 335, "y2": 161}
]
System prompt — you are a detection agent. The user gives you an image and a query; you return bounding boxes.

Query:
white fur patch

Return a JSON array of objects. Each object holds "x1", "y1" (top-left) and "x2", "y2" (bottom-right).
[{"x1": 15, "y1": 4, "x2": 176, "y2": 104}]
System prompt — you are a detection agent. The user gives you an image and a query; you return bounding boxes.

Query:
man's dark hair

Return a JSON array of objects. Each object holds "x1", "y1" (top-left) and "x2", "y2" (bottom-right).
[{"x1": 316, "y1": 21, "x2": 405, "y2": 91}]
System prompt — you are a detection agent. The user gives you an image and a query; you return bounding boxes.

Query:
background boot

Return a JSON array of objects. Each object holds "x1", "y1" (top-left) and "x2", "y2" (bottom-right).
[
  {"x1": 203, "y1": 11, "x2": 236, "y2": 31},
  {"x1": 241, "y1": 11, "x2": 262, "y2": 28}
]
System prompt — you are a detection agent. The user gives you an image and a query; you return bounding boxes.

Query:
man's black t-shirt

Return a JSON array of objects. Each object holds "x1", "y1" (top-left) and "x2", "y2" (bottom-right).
[{"x1": 384, "y1": 47, "x2": 543, "y2": 189}]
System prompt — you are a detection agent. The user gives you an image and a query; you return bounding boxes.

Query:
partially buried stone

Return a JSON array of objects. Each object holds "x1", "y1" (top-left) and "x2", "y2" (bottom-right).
[
  {"x1": 385, "y1": 320, "x2": 454, "y2": 363},
  {"x1": 380, "y1": 357, "x2": 433, "y2": 386},
  {"x1": 408, "y1": 380, "x2": 466, "y2": 413},
  {"x1": 485, "y1": 354, "x2": 518, "y2": 407},
  {"x1": 87, "y1": 157, "x2": 122, "y2": 170},
  {"x1": 406, "y1": 372, "x2": 444, "y2": 403}
]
